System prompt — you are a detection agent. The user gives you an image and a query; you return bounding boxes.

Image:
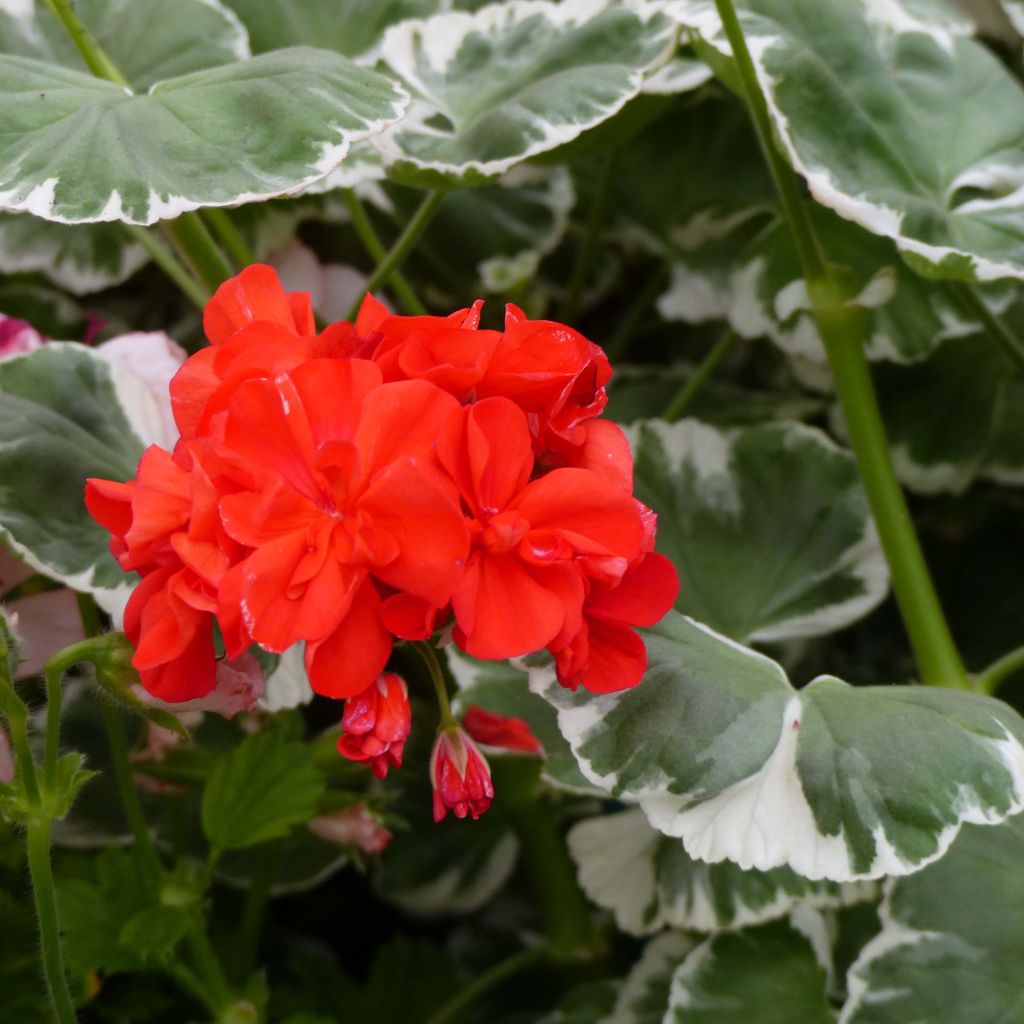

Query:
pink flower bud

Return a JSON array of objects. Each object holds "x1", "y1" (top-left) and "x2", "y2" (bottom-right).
[
  {"x1": 337, "y1": 673, "x2": 411, "y2": 779},
  {"x1": 429, "y1": 726, "x2": 494, "y2": 823},
  {"x1": 0, "y1": 315, "x2": 44, "y2": 360},
  {"x1": 308, "y1": 805, "x2": 392, "y2": 855},
  {"x1": 135, "y1": 652, "x2": 265, "y2": 719},
  {"x1": 462, "y1": 705, "x2": 542, "y2": 754}
]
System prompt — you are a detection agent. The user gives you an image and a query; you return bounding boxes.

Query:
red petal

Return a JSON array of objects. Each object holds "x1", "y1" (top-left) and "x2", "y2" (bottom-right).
[
  {"x1": 204, "y1": 264, "x2": 304, "y2": 345},
  {"x1": 571, "y1": 617, "x2": 647, "y2": 694},
  {"x1": 288, "y1": 357, "x2": 382, "y2": 448},
  {"x1": 592, "y1": 552, "x2": 680, "y2": 627}
]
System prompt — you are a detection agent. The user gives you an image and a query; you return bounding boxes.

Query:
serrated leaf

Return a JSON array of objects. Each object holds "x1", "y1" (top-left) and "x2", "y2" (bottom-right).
[
  {"x1": 665, "y1": 921, "x2": 833, "y2": 1023},
  {"x1": 222, "y1": 0, "x2": 442, "y2": 58},
  {"x1": 0, "y1": 343, "x2": 146, "y2": 614},
  {"x1": 0, "y1": 0, "x2": 249, "y2": 91},
  {"x1": 668, "y1": 0, "x2": 1024, "y2": 281},
  {"x1": 448, "y1": 645, "x2": 601, "y2": 795},
  {"x1": 841, "y1": 813, "x2": 1024, "y2": 1024},
  {"x1": 605, "y1": 932, "x2": 695, "y2": 1024},
  {"x1": 0, "y1": 49, "x2": 408, "y2": 225},
  {"x1": 537, "y1": 981, "x2": 620, "y2": 1024},
  {"x1": 628, "y1": 419, "x2": 888, "y2": 642},
  {"x1": 374, "y1": 0, "x2": 676, "y2": 185},
  {"x1": 530, "y1": 610, "x2": 1024, "y2": 881},
  {"x1": 202, "y1": 728, "x2": 326, "y2": 852},
  {"x1": 50, "y1": 751, "x2": 96, "y2": 819},
  {"x1": 119, "y1": 904, "x2": 192, "y2": 963},
  {"x1": 569, "y1": 807, "x2": 874, "y2": 936}
]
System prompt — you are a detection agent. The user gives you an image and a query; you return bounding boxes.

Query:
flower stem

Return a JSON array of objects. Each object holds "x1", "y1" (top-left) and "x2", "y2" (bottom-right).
[
  {"x1": 41, "y1": 0, "x2": 128, "y2": 86},
  {"x1": 952, "y1": 284, "x2": 1024, "y2": 372},
  {"x1": 165, "y1": 214, "x2": 234, "y2": 295},
  {"x1": 186, "y1": 926, "x2": 236, "y2": 1015},
  {"x1": 422, "y1": 945, "x2": 547, "y2": 1024},
  {"x1": 43, "y1": 661, "x2": 65, "y2": 797},
  {"x1": 663, "y1": 327, "x2": 738, "y2": 421},
  {"x1": 563, "y1": 151, "x2": 616, "y2": 324},
  {"x1": 345, "y1": 190, "x2": 444, "y2": 321},
  {"x1": 714, "y1": 0, "x2": 967, "y2": 688},
  {"x1": 26, "y1": 818, "x2": 78, "y2": 1024},
  {"x1": 976, "y1": 644, "x2": 1024, "y2": 696},
  {"x1": 201, "y1": 209, "x2": 256, "y2": 270},
  {"x1": 343, "y1": 191, "x2": 427, "y2": 315},
  {"x1": 124, "y1": 226, "x2": 210, "y2": 309},
  {"x1": 412, "y1": 641, "x2": 457, "y2": 729}
]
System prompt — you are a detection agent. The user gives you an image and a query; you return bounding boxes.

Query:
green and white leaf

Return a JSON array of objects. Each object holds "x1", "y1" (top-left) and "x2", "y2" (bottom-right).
[
  {"x1": 374, "y1": 0, "x2": 677, "y2": 184},
  {"x1": 840, "y1": 813, "x2": 1024, "y2": 1024},
  {"x1": 0, "y1": 343, "x2": 151, "y2": 617},
  {"x1": 0, "y1": 49, "x2": 409, "y2": 224},
  {"x1": 627, "y1": 419, "x2": 887, "y2": 642},
  {"x1": 447, "y1": 645, "x2": 603, "y2": 795},
  {"x1": 530, "y1": 610, "x2": 1024, "y2": 881},
  {"x1": 259, "y1": 644, "x2": 314, "y2": 712},
  {"x1": 0, "y1": 213, "x2": 148, "y2": 294},
  {"x1": 569, "y1": 807, "x2": 875, "y2": 936},
  {"x1": 0, "y1": 0, "x2": 249, "y2": 90},
  {"x1": 202, "y1": 727, "x2": 326, "y2": 851},
  {"x1": 664, "y1": 921, "x2": 834, "y2": 1024},
  {"x1": 665, "y1": 0, "x2": 1024, "y2": 281},
  {"x1": 604, "y1": 931, "x2": 696, "y2": 1024}
]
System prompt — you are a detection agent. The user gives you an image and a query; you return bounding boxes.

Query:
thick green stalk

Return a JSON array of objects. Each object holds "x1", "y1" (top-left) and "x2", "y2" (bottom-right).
[
  {"x1": 166, "y1": 215, "x2": 234, "y2": 295},
  {"x1": 976, "y1": 644, "x2": 1024, "y2": 696},
  {"x1": 124, "y1": 225, "x2": 210, "y2": 309},
  {"x1": 26, "y1": 819, "x2": 78, "y2": 1024},
  {"x1": 41, "y1": 0, "x2": 127, "y2": 85},
  {"x1": 43, "y1": 662, "x2": 65, "y2": 797},
  {"x1": 663, "y1": 328, "x2": 738, "y2": 421},
  {"x1": 715, "y1": 0, "x2": 967, "y2": 688},
  {"x1": 201, "y1": 209, "x2": 256, "y2": 270},
  {"x1": 422, "y1": 946, "x2": 547, "y2": 1024},
  {"x1": 343, "y1": 191, "x2": 427, "y2": 315},
  {"x1": 345, "y1": 190, "x2": 444, "y2": 321}
]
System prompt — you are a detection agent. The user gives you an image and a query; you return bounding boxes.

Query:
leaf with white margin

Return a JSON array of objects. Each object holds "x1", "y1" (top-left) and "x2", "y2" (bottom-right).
[
  {"x1": 258, "y1": 644, "x2": 314, "y2": 713},
  {"x1": 0, "y1": 0, "x2": 249, "y2": 91},
  {"x1": 628, "y1": 419, "x2": 888, "y2": 643},
  {"x1": 221, "y1": 0, "x2": 442, "y2": 59},
  {"x1": 664, "y1": 0, "x2": 1024, "y2": 282},
  {"x1": 664, "y1": 920, "x2": 833, "y2": 1023},
  {"x1": 447, "y1": 645, "x2": 602, "y2": 795},
  {"x1": 569, "y1": 807, "x2": 875, "y2": 936},
  {"x1": 0, "y1": 49, "x2": 409, "y2": 225},
  {"x1": 537, "y1": 981, "x2": 621, "y2": 1024},
  {"x1": 373, "y1": 0, "x2": 676, "y2": 185},
  {"x1": 529, "y1": 610, "x2": 1024, "y2": 881},
  {"x1": 0, "y1": 214, "x2": 148, "y2": 295},
  {"x1": 603, "y1": 931, "x2": 696, "y2": 1024},
  {"x1": 0, "y1": 343, "x2": 148, "y2": 615},
  {"x1": 840, "y1": 813, "x2": 1024, "y2": 1024},
  {"x1": 858, "y1": 330, "x2": 1024, "y2": 494}
]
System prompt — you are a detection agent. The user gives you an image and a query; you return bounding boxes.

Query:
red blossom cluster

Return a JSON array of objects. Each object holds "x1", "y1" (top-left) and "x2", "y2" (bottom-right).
[{"x1": 86, "y1": 265, "x2": 678, "y2": 820}]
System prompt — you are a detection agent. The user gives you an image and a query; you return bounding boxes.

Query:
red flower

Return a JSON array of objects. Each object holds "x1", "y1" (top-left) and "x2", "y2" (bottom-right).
[
  {"x1": 462, "y1": 705, "x2": 542, "y2": 754},
  {"x1": 438, "y1": 396, "x2": 646, "y2": 659},
  {"x1": 430, "y1": 726, "x2": 494, "y2": 823},
  {"x1": 337, "y1": 673, "x2": 411, "y2": 778},
  {"x1": 550, "y1": 552, "x2": 680, "y2": 693}
]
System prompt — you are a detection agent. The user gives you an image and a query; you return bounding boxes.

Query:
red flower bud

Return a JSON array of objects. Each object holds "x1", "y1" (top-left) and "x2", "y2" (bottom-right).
[
  {"x1": 429, "y1": 726, "x2": 494, "y2": 823},
  {"x1": 337, "y1": 673, "x2": 411, "y2": 779},
  {"x1": 462, "y1": 705, "x2": 542, "y2": 754}
]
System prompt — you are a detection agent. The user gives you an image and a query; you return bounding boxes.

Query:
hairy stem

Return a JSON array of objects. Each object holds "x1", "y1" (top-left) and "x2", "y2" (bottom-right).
[
  {"x1": 714, "y1": 0, "x2": 967, "y2": 688},
  {"x1": 345, "y1": 190, "x2": 444, "y2": 321},
  {"x1": 343, "y1": 191, "x2": 427, "y2": 315}
]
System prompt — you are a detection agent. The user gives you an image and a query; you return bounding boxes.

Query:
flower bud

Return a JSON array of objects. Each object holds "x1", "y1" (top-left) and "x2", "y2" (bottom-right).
[
  {"x1": 308, "y1": 805, "x2": 392, "y2": 855},
  {"x1": 337, "y1": 673, "x2": 411, "y2": 779},
  {"x1": 429, "y1": 726, "x2": 494, "y2": 823},
  {"x1": 462, "y1": 705, "x2": 542, "y2": 754}
]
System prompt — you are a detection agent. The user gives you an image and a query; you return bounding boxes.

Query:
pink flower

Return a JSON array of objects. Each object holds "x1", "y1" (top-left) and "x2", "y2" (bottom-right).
[
  {"x1": 337, "y1": 673, "x2": 411, "y2": 779},
  {"x1": 0, "y1": 725, "x2": 14, "y2": 785},
  {"x1": 308, "y1": 805, "x2": 392, "y2": 854},
  {"x1": 462, "y1": 705, "x2": 542, "y2": 754},
  {"x1": 430, "y1": 726, "x2": 494, "y2": 823},
  {"x1": 133, "y1": 651, "x2": 265, "y2": 719},
  {"x1": 0, "y1": 315, "x2": 44, "y2": 359}
]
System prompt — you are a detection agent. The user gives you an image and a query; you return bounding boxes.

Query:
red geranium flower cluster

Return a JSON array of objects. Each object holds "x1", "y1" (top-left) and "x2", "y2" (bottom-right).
[{"x1": 86, "y1": 266, "x2": 678, "y2": 818}]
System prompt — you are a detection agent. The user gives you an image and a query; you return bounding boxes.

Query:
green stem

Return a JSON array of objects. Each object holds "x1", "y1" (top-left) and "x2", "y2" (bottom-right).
[
  {"x1": 125, "y1": 225, "x2": 210, "y2": 309},
  {"x1": 663, "y1": 328, "x2": 738, "y2": 421},
  {"x1": 41, "y1": 0, "x2": 128, "y2": 85},
  {"x1": 715, "y1": 0, "x2": 967, "y2": 688},
  {"x1": 976, "y1": 644, "x2": 1024, "y2": 696},
  {"x1": 604, "y1": 263, "x2": 669, "y2": 361},
  {"x1": 412, "y1": 642, "x2": 456, "y2": 729},
  {"x1": 43, "y1": 662, "x2": 65, "y2": 798},
  {"x1": 345, "y1": 190, "x2": 444, "y2": 321},
  {"x1": 343, "y1": 191, "x2": 427, "y2": 315},
  {"x1": 422, "y1": 946, "x2": 547, "y2": 1024},
  {"x1": 232, "y1": 845, "x2": 281, "y2": 981},
  {"x1": 101, "y1": 702, "x2": 163, "y2": 877},
  {"x1": 166, "y1": 215, "x2": 234, "y2": 295},
  {"x1": 170, "y1": 963, "x2": 222, "y2": 1016},
  {"x1": 952, "y1": 284, "x2": 1024, "y2": 372},
  {"x1": 186, "y1": 925, "x2": 235, "y2": 1014},
  {"x1": 202, "y1": 209, "x2": 256, "y2": 270},
  {"x1": 563, "y1": 151, "x2": 616, "y2": 324},
  {"x1": 26, "y1": 819, "x2": 78, "y2": 1024}
]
